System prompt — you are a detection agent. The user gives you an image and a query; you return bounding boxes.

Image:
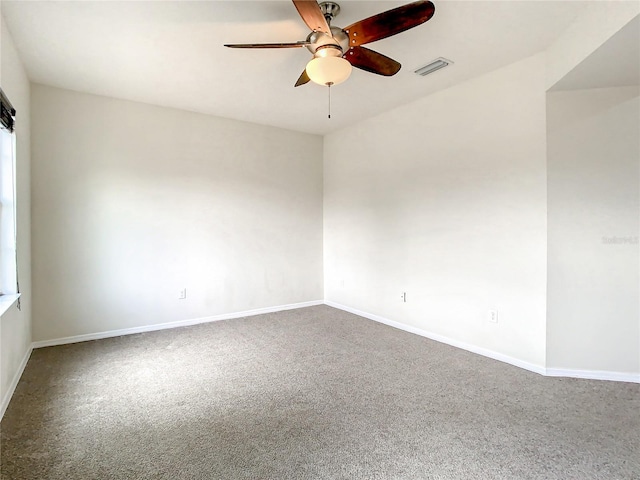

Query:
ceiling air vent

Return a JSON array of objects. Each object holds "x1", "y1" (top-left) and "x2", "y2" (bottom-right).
[{"x1": 414, "y1": 57, "x2": 453, "y2": 77}]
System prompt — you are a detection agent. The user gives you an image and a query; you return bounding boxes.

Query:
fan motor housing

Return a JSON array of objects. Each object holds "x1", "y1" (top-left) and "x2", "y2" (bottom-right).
[{"x1": 306, "y1": 26, "x2": 350, "y2": 56}]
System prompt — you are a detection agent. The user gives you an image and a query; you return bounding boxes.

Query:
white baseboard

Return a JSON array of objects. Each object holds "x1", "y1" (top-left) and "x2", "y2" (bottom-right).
[
  {"x1": 7, "y1": 298, "x2": 638, "y2": 423},
  {"x1": 325, "y1": 300, "x2": 639, "y2": 384},
  {"x1": 1, "y1": 345, "x2": 33, "y2": 420},
  {"x1": 545, "y1": 368, "x2": 640, "y2": 384},
  {"x1": 324, "y1": 300, "x2": 547, "y2": 376},
  {"x1": 31, "y1": 300, "x2": 324, "y2": 349}
]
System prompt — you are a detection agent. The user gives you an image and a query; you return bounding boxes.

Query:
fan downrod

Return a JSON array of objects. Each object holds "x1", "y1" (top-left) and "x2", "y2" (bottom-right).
[
  {"x1": 319, "y1": 2, "x2": 341, "y2": 25},
  {"x1": 305, "y1": 2, "x2": 349, "y2": 56}
]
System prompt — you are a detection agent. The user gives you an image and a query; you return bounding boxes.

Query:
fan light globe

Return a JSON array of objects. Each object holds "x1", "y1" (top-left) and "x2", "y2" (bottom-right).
[{"x1": 306, "y1": 56, "x2": 352, "y2": 86}]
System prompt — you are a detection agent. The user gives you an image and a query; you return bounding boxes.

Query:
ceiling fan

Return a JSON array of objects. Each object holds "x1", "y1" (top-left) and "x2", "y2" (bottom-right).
[{"x1": 225, "y1": 0, "x2": 436, "y2": 87}]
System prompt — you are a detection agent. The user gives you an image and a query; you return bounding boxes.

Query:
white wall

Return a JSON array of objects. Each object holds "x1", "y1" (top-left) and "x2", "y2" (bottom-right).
[
  {"x1": 0, "y1": 13, "x2": 32, "y2": 411},
  {"x1": 31, "y1": 85, "x2": 323, "y2": 342},
  {"x1": 324, "y1": 54, "x2": 548, "y2": 368},
  {"x1": 547, "y1": 86, "x2": 639, "y2": 374}
]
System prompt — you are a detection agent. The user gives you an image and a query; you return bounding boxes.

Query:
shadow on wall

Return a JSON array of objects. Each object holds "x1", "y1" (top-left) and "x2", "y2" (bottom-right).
[{"x1": 546, "y1": 16, "x2": 640, "y2": 374}]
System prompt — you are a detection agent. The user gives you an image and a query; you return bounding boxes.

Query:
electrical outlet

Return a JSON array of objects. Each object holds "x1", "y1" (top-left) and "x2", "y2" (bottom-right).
[
  {"x1": 488, "y1": 310, "x2": 498, "y2": 323},
  {"x1": 179, "y1": 288, "x2": 187, "y2": 300}
]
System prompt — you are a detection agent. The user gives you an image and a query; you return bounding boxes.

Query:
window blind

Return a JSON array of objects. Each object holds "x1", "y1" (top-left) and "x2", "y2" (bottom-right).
[{"x1": 0, "y1": 88, "x2": 16, "y2": 132}]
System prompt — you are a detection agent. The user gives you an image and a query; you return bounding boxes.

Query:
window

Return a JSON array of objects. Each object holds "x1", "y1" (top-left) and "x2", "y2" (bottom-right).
[{"x1": 0, "y1": 88, "x2": 18, "y2": 298}]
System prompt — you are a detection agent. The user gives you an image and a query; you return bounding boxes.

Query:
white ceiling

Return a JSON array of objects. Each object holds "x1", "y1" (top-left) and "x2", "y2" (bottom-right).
[
  {"x1": 2, "y1": 0, "x2": 591, "y2": 135},
  {"x1": 551, "y1": 14, "x2": 640, "y2": 91}
]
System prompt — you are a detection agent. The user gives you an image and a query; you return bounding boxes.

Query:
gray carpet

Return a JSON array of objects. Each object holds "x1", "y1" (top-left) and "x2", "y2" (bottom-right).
[{"x1": 1, "y1": 305, "x2": 638, "y2": 479}]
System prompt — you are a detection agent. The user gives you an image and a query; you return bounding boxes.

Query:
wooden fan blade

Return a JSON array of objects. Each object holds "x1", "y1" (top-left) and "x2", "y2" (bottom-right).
[
  {"x1": 343, "y1": 0, "x2": 435, "y2": 47},
  {"x1": 224, "y1": 41, "x2": 310, "y2": 49},
  {"x1": 345, "y1": 46, "x2": 401, "y2": 76},
  {"x1": 292, "y1": 0, "x2": 331, "y2": 34},
  {"x1": 295, "y1": 69, "x2": 311, "y2": 87}
]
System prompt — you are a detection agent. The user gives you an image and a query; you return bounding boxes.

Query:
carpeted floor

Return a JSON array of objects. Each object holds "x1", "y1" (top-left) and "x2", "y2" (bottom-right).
[{"x1": 1, "y1": 305, "x2": 638, "y2": 479}]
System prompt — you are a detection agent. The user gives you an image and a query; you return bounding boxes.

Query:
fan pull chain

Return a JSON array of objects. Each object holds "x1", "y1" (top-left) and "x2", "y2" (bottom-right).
[{"x1": 327, "y1": 82, "x2": 333, "y2": 119}]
